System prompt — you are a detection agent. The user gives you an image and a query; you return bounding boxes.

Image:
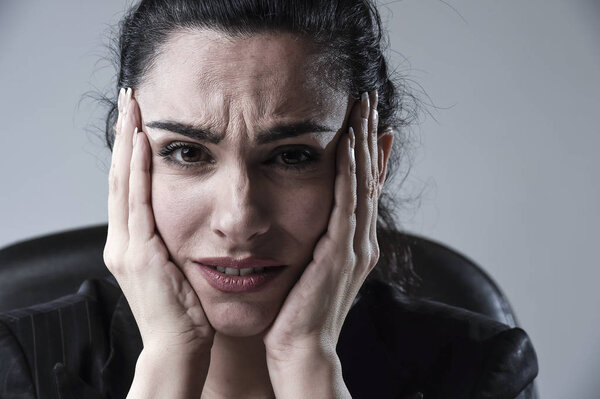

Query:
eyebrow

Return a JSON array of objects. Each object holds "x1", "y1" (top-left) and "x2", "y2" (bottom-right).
[{"x1": 145, "y1": 120, "x2": 336, "y2": 144}]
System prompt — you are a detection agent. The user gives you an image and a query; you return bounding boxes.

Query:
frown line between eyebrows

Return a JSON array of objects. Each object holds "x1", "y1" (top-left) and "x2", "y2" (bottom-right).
[{"x1": 145, "y1": 120, "x2": 336, "y2": 144}]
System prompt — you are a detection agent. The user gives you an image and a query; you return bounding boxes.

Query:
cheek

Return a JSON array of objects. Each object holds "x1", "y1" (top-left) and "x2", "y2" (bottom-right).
[
  {"x1": 274, "y1": 172, "x2": 335, "y2": 250},
  {"x1": 151, "y1": 174, "x2": 211, "y2": 259}
]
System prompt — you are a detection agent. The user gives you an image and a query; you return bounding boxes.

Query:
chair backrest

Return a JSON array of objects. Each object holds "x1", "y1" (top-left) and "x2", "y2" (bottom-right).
[
  {"x1": 0, "y1": 225, "x2": 111, "y2": 313},
  {"x1": 405, "y1": 234, "x2": 519, "y2": 327},
  {"x1": 0, "y1": 224, "x2": 519, "y2": 327}
]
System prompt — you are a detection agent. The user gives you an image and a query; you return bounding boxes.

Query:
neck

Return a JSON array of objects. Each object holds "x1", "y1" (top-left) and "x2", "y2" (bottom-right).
[{"x1": 201, "y1": 332, "x2": 275, "y2": 399}]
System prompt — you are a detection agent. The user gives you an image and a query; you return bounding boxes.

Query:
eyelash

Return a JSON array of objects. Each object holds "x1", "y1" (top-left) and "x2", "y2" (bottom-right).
[
  {"x1": 269, "y1": 146, "x2": 322, "y2": 171},
  {"x1": 158, "y1": 142, "x2": 322, "y2": 172},
  {"x1": 158, "y1": 142, "x2": 214, "y2": 169}
]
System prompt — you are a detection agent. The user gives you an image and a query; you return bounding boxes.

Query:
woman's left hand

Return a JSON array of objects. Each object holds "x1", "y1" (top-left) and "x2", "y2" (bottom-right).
[{"x1": 263, "y1": 91, "x2": 381, "y2": 397}]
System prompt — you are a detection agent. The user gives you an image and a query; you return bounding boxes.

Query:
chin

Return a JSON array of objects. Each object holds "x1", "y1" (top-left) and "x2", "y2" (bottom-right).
[{"x1": 206, "y1": 300, "x2": 279, "y2": 337}]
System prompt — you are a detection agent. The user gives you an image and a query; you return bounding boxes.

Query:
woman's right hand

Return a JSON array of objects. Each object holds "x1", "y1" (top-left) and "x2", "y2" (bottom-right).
[{"x1": 103, "y1": 88, "x2": 214, "y2": 396}]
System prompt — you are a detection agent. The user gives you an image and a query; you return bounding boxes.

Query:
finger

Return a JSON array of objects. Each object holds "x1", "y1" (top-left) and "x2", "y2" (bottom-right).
[
  {"x1": 368, "y1": 90, "x2": 379, "y2": 189},
  {"x1": 367, "y1": 90, "x2": 380, "y2": 272},
  {"x1": 128, "y1": 128, "x2": 156, "y2": 243},
  {"x1": 109, "y1": 87, "x2": 126, "y2": 164},
  {"x1": 107, "y1": 87, "x2": 134, "y2": 246},
  {"x1": 368, "y1": 188, "x2": 380, "y2": 274},
  {"x1": 324, "y1": 127, "x2": 357, "y2": 247},
  {"x1": 108, "y1": 89, "x2": 143, "y2": 235},
  {"x1": 349, "y1": 93, "x2": 375, "y2": 254},
  {"x1": 113, "y1": 88, "x2": 124, "y2": 145}
]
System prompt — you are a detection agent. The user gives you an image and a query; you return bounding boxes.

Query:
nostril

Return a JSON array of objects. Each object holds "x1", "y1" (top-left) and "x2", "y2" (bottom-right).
[
  {"x1": 211, "y1": 218, "x2": 270, "y2": 243},
  {"x1": 209, "y1": 191, "x2": 270, "y2": 242}
]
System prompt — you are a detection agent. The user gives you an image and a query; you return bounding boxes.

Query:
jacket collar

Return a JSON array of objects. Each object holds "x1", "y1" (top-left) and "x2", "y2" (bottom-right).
[{"x1": 51, "y1": 277, "x2": 140, "y2": 399}]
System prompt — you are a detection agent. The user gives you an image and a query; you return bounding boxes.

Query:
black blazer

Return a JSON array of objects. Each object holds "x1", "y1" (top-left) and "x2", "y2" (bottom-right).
[{"x1": 0, "y1": 277, "x2": 538, "y2": 399}]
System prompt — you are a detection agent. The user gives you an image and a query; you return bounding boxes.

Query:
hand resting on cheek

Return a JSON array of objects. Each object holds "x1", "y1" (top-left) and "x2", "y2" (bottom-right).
[{"x1": 104, "y1": 88, "x2": 215, "y2": 398}]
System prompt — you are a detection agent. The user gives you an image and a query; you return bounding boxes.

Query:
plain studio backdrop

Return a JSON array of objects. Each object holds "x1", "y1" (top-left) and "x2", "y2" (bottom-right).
[{"x1": 1, "y1": 1, "x2": 599, "y2": 397}]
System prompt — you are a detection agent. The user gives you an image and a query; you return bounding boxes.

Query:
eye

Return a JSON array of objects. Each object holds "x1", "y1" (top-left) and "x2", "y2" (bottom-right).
[
  {"x1": 279, "y1": 149, "x2": 311, "y2": 164},
  {"x1": 271, "y1": 146, "x2": 321, "y2": 171},
  {"x1": 158, "y1": 142, "x2": 214, "y2": 169}
]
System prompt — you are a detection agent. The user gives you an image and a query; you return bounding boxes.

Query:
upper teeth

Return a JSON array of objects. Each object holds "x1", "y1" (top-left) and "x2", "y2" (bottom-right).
[{"x1": 215, "y1": 266, "x2": 265, "y2": 276}]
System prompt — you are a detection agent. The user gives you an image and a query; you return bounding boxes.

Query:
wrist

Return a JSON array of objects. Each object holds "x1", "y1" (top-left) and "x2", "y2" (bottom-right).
[
  {"x1": 267, "y1": 348, "x2": 350, "y2": 399},
  {"x1": 127, "y1": 346, "x2": 211, "y2": 399},
  {"x1": 142, "y1": 337, "x2": 213, "y2": 360},
  {"x1": 140, "y1": 343, "x2": 211, "y2": 365}
]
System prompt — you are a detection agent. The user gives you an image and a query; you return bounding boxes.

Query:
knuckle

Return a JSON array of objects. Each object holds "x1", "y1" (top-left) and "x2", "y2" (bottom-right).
[
  {"x1": 128, "y1": 188, "x2": 150, "y2": 213},
  {"x1": 359, "y1": 175, "x2": 370, "y2": 191},
  {"x1": 103, "y1": 245, "x2": 121, "y2": 273},
  {"x1": 353, "y1": 241, "x2": 369, "y2": 259},
  {"x1": 108, "y1": 170, "x2": 119, "y2": 193},
  {"x1": 361, "y1": 242, "x2": 380, "y2": 272},
  {"x1": 342, "y1": 199, "x2": 356, "y2": 217},
  {"x1": 343, "y1": 240, "x2": 356, "y2": 259},
  {"x1": 346, "y1": 251, "x2": 357, "y2": 268},
  {"x1": 102, "y1": 247, "x2": 112, "y2": 267},
  {"x1": 371, "y1": 248, "x2": 380, "y2": 269},
  {"x1": 373, "y1": 242, "x2": 380, "y2": 259},
  {"x1": 128, "y1": 196, "x2": 136, "y2": 214},
  {"x1": 368, "y1": 179, "x2": 377, "y2": 199}
]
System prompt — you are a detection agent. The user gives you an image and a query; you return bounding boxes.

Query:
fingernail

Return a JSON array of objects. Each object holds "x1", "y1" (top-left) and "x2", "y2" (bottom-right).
[
  {"x1": 117, "y1": 88, "x2": 125, "y2": 113},
  {"x1": 361, "y1": 92, "x2": 369, "y2": 119},
  {"x1": 122, "y1": 89, "x2": 129, "y2": 116},
  {"x1": 132, "y1": 127, "x2": 138, "y2": 147},
  {"x1": 348, "y1": 127, "x2": 356, "y2": 173},
  {"x1": 124, "y1": 88, "x2": 132, "y2": 115},
  {"x1": 371, "y1": 90, "x2": 378, "y2": 111}
]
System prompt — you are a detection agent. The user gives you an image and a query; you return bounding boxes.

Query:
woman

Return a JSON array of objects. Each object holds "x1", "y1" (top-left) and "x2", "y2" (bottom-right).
[{"x1": 0, "y1": 0, "x2": 537, "y2": 398}]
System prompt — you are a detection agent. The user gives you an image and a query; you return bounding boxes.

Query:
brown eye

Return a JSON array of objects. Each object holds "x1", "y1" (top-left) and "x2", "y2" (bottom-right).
[
  {"x1": 270, "y1": 146, "x2": 321, "y2": 171},
  {"x1": 180, "y1": 146, "x2": 201, "y2": 162},
  {"x1": 279, "y1": 150, "x2": 310, "y2": 165},
  {"x1": 158, "y1": 142, "x2": 214, "y2": 169}
]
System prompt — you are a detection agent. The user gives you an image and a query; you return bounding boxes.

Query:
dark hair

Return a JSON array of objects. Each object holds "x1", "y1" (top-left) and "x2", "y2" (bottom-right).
[{"x1": 104, "y1": 0, "x2": 420, "y2": 294}]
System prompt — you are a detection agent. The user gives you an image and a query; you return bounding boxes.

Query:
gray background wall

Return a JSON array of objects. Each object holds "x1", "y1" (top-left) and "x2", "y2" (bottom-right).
[{"x1": 1, "y1": 1, "x2": 599, "y2": 397}]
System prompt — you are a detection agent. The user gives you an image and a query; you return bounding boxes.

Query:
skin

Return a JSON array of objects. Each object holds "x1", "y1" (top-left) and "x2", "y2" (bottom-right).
[{"x1": 104, "y1": 29, "x2": 394, "y2": 398}]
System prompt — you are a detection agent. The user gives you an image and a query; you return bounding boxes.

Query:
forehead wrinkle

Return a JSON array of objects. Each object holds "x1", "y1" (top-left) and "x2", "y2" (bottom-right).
[{"x1": 141, "y1": 29, "x2": 347, "y2": 145}]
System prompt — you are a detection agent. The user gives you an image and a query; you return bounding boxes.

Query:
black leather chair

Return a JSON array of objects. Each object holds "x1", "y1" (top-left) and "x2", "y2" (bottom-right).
[{"x1": 0, "y1": 224, "x2": 537, "y2": 397}]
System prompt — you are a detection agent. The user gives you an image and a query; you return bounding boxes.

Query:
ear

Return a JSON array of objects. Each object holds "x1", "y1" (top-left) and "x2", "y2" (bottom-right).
[{"x1": 376, "y1": 128, "x2": 394, "y2": 198}]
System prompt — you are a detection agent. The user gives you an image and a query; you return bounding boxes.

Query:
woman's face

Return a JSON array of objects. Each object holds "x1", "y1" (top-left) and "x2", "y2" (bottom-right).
[{"x1": 136, "y1": 30, "x2": 351, "y2": 337}]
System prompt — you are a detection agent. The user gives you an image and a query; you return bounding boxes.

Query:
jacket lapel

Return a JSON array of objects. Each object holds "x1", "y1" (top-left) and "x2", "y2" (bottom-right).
[
  {"x1": 53, "y1": 363, "x2": 104, "y2": 399},
  {"x1": 100, "y1": 292, "x2": 142, "y2": 399}
]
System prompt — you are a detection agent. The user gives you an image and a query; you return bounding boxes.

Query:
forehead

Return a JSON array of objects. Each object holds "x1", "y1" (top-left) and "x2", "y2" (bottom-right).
[{"x1": 138, "y1": 29, "x2": 347, "y2": 133}]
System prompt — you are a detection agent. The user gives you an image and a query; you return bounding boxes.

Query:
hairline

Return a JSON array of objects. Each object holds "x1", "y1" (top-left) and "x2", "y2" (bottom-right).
[{"x1": 136, "y1": 26, "x2": 350, "y2": 95}]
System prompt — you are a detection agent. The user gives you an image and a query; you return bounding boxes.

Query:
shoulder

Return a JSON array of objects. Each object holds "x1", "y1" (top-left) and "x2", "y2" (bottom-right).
[
  {"x1": 0, "y1": 277, "x2": 120, "y2": 355},
  {"x1": 0, "y1": 277, "x2": 136, "y2": 399},
  {"x1": 338, "y1": 280, "x2": 538, "y2": 399}
]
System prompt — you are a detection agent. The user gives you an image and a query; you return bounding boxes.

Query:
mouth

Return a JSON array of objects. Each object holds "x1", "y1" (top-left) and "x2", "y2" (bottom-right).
[
  {"x1": 194, "y1": 259, "x2": 287, "y2": 293},
  {"x1": 203, "y1": 264, "x2": 285, "y2": 276}
]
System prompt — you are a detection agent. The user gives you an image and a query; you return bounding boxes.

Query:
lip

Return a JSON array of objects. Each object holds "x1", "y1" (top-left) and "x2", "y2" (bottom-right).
[
  {"x1": 194, "y1": 257, "x2": 281, "y2": 269},
  {"x1": 194, "y1": 257, "x2": 285, "y2": 293}
]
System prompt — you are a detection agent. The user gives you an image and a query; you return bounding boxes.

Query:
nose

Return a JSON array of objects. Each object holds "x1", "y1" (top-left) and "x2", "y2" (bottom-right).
[{"x1": 209, "y1": 167, "x2": 270, "y2": 245}]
